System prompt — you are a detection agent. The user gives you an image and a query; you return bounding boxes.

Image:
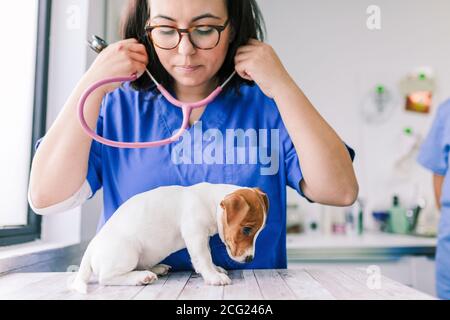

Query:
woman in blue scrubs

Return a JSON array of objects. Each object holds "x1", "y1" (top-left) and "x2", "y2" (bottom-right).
[
  {"x1": 418, "y1": 99, "x2": 450, "y2": 299},
  {"x1": 32, "y1": 0, "x2": 358, "y2": 271}
]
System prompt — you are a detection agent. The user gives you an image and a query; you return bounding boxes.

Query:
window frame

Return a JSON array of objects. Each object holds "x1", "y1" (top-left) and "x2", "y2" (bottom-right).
[{"x1": 0, "y1": 0, "x2": 52, "y2": 246}]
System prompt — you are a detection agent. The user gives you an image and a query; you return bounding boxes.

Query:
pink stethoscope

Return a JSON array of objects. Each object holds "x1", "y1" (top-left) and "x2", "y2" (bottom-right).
[{"x1": 78, "y1": 35, "x2": 236, "y2": 148}]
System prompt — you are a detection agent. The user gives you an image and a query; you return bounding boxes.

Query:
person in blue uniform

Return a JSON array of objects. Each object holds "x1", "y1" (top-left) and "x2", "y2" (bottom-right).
[
  {"x1": 417, "y1": 99, "x2": 450, "y2": 299},
  {"x1": 32, "y1": 0, "x2": 358, "y2": 271}
]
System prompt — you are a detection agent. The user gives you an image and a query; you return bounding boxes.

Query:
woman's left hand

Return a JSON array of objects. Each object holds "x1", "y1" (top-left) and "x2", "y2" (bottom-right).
[{"x1": 234, "y1": 39, "x2": 292, "y2": 99}]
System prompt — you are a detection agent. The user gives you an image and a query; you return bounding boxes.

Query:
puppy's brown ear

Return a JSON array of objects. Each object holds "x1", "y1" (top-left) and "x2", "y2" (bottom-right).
[
  {"x1": 254, "y1": 188, "x2": 269, "y2": 214},
  {"x1": 222, "y1": 194, "x2": 249, "y2": 225}
]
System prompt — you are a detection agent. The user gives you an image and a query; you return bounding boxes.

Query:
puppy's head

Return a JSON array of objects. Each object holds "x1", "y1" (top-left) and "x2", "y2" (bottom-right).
[{"x1": 219, "y1": 187, "x2": 269, "y2": 264}]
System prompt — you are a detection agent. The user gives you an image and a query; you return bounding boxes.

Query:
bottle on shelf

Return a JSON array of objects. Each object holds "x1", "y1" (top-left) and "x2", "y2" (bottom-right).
[{"x1": 387, "y1": 195, "x2": 409, "y2": 234}]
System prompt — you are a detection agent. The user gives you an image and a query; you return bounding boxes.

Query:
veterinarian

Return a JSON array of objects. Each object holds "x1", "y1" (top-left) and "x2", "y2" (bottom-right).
[
  {"x1": 29, "y1": 0, "x2": 358, "y2": 271},
  {"x1": 417, "y1": 99, "x2": 450, "y2": 299}
]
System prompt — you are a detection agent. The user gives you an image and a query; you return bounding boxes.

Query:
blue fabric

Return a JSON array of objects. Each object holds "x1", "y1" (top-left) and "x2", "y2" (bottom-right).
[
  {"x1": 436, "y1": 211, "x2": 450, "y2": 300},
  {"x1": 417, "y1": 99, "x2": 450, "y2": 299},
  {"x1": 35, "y1": 82, "x2": 355, "y2": 271}
]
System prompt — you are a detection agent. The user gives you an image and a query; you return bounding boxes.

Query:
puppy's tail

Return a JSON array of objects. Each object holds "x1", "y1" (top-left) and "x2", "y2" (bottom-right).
[{"x1": 69, "y1": 245, "x2": 93, "y2": 294}]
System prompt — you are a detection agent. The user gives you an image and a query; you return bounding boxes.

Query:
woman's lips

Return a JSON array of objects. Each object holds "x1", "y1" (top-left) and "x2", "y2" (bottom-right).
[{"x1": 175, "y1": 65, "x2": 201, "y2": 73}]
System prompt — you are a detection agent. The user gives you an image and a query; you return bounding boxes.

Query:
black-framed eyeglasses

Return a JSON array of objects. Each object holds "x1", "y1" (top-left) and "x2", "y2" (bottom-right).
[{"x1": 144, "y1": 19, "x2": 230, "y2": 50}]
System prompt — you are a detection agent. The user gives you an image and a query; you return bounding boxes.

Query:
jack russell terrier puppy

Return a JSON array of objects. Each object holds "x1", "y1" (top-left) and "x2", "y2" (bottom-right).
[{"x1": 70, "y1": 182, "x2": 269, "y2": 294}]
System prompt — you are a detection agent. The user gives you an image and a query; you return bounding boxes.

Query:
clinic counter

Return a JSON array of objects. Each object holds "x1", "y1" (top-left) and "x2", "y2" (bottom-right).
[{"x1": 287, "y1": 232, "x2": 437, "y2": 262}]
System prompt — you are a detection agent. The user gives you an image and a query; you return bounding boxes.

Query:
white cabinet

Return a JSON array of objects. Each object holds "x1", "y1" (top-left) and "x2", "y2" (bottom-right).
[
  {"x1": 287, "y1": 233, "x2": 437, "y2": 297},
  {"x1": 288, "y1": 257, "x2": 436, "y2": 297}
]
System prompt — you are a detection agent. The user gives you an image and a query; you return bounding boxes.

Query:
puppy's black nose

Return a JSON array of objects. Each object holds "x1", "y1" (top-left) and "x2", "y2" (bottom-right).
[{"x1": 245, "y1": 255, "x2": 253, "y2": 263}]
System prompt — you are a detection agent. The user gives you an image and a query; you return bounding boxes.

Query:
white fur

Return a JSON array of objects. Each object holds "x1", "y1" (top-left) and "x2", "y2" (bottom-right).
[{"x1": 70, "y1": 182, "x2": 256, "y2": 294}]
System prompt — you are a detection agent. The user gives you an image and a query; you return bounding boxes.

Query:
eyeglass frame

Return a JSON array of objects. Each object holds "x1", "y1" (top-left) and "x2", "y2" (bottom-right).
[{"x1": 144, "y1": 19, "x2": 230, "y2": 50}]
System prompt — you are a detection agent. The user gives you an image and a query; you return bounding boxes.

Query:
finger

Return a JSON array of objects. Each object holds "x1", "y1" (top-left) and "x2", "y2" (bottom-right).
[
  {"x1": 236, "y1": 45, "x2": 256, "y2": 54},
  {"x1": 127, "y1": 43, "x2": 148, "y2": 55},
  {"x1": 128, "y1": 51, "x2": 149, "y2": 66},
  {"x1": 238, "y1": 72, "x2": 253, "y2": 81},
  {"x1": 133, "y1": 61, "x2": 148, "y2": 78},
  {"x1": 234, "y1": 51, "x2": 253, "y2": 64},
  {"x1": 117, "y1": 55, "x2": 147, "y2": 76},
  {"x1": 234, "y1": 62, "x2": 253, "y2": 81}
]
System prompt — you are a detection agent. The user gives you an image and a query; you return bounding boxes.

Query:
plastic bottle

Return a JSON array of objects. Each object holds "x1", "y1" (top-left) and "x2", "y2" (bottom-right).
[{"x1": 387, "y1": 195, "x2": 409, "y2": 234}]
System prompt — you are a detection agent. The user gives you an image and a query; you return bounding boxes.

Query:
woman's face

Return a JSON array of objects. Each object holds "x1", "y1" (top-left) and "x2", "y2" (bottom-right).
[{"x1": 148, "y1": 0, "x2": 231, "y2": 90}]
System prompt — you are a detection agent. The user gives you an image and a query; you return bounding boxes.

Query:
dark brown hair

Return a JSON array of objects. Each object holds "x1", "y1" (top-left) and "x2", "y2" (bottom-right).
[{"x1": 120, "y1": 0, "x2": 266, "y2": 95}]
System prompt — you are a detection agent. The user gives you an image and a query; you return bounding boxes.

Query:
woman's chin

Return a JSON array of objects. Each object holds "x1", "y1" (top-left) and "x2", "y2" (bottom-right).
[{"x1": 172, "y1": 76, "x2": 208, "y2": 88}]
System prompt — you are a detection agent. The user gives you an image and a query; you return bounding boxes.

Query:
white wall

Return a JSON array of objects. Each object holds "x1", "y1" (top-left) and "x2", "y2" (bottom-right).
[{"x1": 105, "y1": 0, "x2": 127, "y2": 42}]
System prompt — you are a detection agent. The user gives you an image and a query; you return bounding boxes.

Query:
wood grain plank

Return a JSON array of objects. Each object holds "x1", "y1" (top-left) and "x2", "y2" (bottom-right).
[
  {"x1": 1, "y1": 268, "x2": 434, "y2": 300},
  {"x1": 1, "y1": 272, "x2": 145, "y2": 300},
  {"x1": 278, "y1": 269, "x2": 336, "y2": 300},
  {"x1": 306, "y1": 268, "x2": 383, "y2": 300},
  {"x1": 133, "y1": 271, "x2": 191, "y2": 300},
  {"x1": 45, "y1": 273, "x2": 145, "y2": 300},
  {"x1": 339, "y1": 267, "x2": 436, "y2": 300},
  {"x1": 70, "y1": 283, "x2": 145, "y2": 300},
  {"x1": 253, "y1": 270, "x2": 296, "y2": 300},
  {"x1": 178, "y1": 272, "x2": 224, "y2": 300},
  {"x1": 0, "y1": 272, "x2": 55, "y2": 298},
  {"x1": 0, "y1": 273, "x2": 71, "y2": 300},
  {"x1": 223, "y1": 270, "x2": 264, "y2": 300}
]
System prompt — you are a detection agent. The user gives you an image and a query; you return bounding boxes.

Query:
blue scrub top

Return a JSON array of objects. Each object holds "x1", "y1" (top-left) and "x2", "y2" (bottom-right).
[
  {"x1": 417, "y1": 99, "x2": 450, "y2": 299},
  {"x1": 417, "y1": 99, "x2": 450, "y2": 196},
  {"x1": 36, "y1": 82, "x2": 355, "y2": 271}
]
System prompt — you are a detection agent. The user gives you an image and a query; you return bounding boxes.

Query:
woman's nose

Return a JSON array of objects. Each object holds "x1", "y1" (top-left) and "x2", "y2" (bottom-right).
[{"x1": 177, "y1": 34, "x2": 196, "y2": 56}]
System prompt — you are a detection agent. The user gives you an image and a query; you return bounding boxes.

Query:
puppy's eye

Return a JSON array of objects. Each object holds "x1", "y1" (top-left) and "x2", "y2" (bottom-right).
[{"x1": 242, "y1": 227, "x2": 252, "y2": 236}]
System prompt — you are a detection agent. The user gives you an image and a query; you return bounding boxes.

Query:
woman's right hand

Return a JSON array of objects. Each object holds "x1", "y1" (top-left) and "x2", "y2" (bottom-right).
[{"x1": 84, "y1": 38, "x2": 149, "y2": 95}]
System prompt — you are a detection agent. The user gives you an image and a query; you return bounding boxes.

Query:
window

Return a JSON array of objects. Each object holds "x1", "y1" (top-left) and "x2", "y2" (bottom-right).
[{"x1": 0, "y1": 0, "x2": 51, "y2": 246}]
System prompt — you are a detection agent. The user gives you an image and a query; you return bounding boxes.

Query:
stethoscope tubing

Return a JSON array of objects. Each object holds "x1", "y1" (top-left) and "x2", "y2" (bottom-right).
[{"x1": 79, "y1": 35, "x2": 235, "y2": 149}]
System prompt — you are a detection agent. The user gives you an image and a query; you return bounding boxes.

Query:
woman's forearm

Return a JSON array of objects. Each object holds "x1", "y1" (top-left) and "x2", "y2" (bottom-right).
[
  {"x1": 273, "y1": 77, "x2": 359, "y2": 206},
  {"x1": 433, "y1": 174, "x2": 444, "y2": 210},
  {"x1": 29, "y1": 74, "x2": 105, "y2": 209}
]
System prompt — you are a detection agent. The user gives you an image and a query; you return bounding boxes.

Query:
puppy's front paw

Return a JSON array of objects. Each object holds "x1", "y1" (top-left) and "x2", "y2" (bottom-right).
[
  {"x1": 203, "y1": 271, "x2": 232, "y2": 286},
  {"x1": 139, "y1": 271, "x2": 158, "y2": 285}
]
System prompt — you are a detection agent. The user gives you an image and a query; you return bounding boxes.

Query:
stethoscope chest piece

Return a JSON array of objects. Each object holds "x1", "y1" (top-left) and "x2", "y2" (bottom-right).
[{"x1": 88, "y1": 35, "x2": 108, "y2": 54}]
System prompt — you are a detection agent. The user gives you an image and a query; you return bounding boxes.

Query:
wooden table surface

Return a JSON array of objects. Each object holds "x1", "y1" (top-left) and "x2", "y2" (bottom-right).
[{"x1": 0, "y1": 267, "x2": 435, "y2": 300}]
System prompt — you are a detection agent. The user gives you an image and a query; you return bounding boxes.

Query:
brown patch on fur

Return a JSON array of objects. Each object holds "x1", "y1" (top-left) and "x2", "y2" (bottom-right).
[{"x1": 220, "y1": 188, "x2": 269, "y2": 258}]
